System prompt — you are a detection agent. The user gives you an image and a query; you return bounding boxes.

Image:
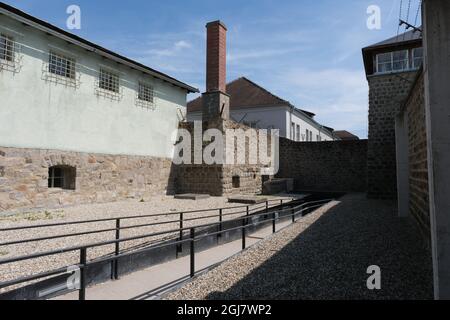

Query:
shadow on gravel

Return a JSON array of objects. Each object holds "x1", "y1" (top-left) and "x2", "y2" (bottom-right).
[{"x1": 205, "y1": 194, "x2": 434, "y2": 300}]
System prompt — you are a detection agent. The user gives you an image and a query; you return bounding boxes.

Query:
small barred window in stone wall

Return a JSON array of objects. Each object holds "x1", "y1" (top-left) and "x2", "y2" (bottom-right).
[
  {"x1": 48, "y1": 166, "x2": 76, "y2": 190},
  {"x1": 136, "y1": 82, "x2": 155, "y2": 109}
]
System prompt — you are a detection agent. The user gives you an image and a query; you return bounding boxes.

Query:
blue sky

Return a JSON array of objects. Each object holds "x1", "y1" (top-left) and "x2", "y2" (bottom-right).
[{"x1": 3, "y1": 0, "x2": 422, "y2": 138}]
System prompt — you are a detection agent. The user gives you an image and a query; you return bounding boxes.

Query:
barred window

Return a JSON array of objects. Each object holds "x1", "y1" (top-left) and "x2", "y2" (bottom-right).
[
  {"x1": 99, "y1": 69, "x2": 120, "y2": 93},
  {"x1": 0, "y1": 34, "x2": 14, "y2": 62},
  {"x1": 138, "y1": 82, "x2": 154, "y2": 103},
  {"x1": 49, "y1": 51, "x2": 76, "y2": 79},
  {"x1": 413, "y1": 47, "x2": 423, "y2": 69},
  {"x1": 48, "y1": 166, "x2": 76, "y2": 190}
]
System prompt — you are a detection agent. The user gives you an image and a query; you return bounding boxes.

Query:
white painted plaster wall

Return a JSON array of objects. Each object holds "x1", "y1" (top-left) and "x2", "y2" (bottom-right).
[
  {"x1": 188, "y1": 106, "x2": 334, "y2": 141},
  {"x1": 0, "y1": 15, "x2": 188, "y2": 159}
]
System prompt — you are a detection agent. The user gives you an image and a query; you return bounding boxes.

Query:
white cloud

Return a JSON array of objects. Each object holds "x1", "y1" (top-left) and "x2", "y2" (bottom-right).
[
  {"x1": 145, "y1": 40, "x2": 193, "y2": 57},
  {"x1": 274, "y1": 68, "x2": 369, "y2": 137},
  {"x1": 174, "y1": 40, "x2": 192, "y2": 49}
]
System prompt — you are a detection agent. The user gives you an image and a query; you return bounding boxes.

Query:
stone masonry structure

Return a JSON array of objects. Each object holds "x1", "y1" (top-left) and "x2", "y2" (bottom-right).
[
  {"x1": 277, "y1": 138, "x2": 368, "y2": 192},
  {"x1": 174, "y1": 119, "x2": 269, "y2": 196},
  {"x1": 367, "y1": 71, "x2": 418, "y2": 198},
  {"x1": 363, "y1": 30, "x2": 422, "y2": 199},
  {"x1": 397, "y1": 70, "x2": 430, "y2": 237},
  {"x1": 0, "y1": 147, "x2": 175, "y2": 212}
]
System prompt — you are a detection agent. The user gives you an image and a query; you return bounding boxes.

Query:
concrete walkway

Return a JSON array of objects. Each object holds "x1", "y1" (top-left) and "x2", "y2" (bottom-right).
[{"x1": 56, "y1": 216, "x2": 293, "y2": 300}]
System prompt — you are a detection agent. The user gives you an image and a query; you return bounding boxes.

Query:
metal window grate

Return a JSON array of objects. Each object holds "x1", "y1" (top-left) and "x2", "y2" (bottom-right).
[
  {"x1": 99, "y1": 69, "x2": 120, "y2": 93},
  {"x1": 136, "y1": 82, "x2": 155, "y2": 109},
  {"x1": 42, "y1": 51, "x2": 79, "y2": 87},
  {"x1": 0, "y1": 34, "x2": 14, "y2": 62},
  {"x1": 0, "y1": 33, "x2": 21, "y2": 73},
  {"x1": 49, "y1": 51, "x2": 76, "y2": 79},
  {"x1": 96, "y1": 69, "x2": 122, "y2": 100}
]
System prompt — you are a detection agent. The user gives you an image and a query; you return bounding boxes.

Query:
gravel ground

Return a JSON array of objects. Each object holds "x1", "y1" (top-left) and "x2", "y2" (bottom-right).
[
  {"x1": 166, "y1": 194, "x2": 434, "y2": 300},
  {"x1": 0, "y1": 194, "x2": 296, "y2": 292}
]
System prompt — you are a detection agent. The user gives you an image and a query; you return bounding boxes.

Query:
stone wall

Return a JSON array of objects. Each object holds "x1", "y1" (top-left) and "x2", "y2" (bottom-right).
[
  {"x1": 174, "y1": 119, "x2": 268, "y2": 196},
  {"x1": 0, "y1": 147, "x2": 175, "y2": 212},
  {"x1": 367, "y1": 71, "x2": 418, "y2": 199},
  {"x1": 403, "y1": 72, "x2": 430, "y2": 234},
  {"x1": 277, "y1": 138, "x2": 368, "y2": 192}
]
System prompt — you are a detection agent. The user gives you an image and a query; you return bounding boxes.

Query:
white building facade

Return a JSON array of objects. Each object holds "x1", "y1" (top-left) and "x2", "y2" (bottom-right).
[
  {"x1": 187, "y1": 77, "x2": 336, "y2": 142},
  {"x1": 0, "y1": 4, "x2": 198, "y2": 212}
]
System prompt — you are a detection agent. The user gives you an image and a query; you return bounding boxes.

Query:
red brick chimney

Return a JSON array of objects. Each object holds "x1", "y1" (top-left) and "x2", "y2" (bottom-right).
[
  {"x1": 206, "y1": 20, "x2": 227, "y2": 93},
  {"x1": 202, "y1": 20, "x2": 230, "y2": 121}
]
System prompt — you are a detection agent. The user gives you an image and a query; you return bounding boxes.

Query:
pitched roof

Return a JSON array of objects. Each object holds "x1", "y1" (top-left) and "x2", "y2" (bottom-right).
[
  {"x1": 363, "y1": 29, "x2": 422, "y2": 50},
  {"x1": 0, "y1": 2, "x2": 198, "y2": 93},
  {"x1": 334, "y1": 130, "x2": 360, "y2": 141},
  {"x1": 362, "y1": 29, "x2": 423, "y2": 76},
  {"x1": 188, "y1": 77, "x2": 315, "y2": 117}
]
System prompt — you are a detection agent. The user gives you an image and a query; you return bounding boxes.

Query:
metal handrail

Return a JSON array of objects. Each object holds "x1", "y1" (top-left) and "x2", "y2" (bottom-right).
[
  {"x1": 0, "y1": 200, "x2": 286, "y2": 247},
  {"x1": 0, "y1": 198, "x2": 334, "y2": 300},
  {"x1": 0, "y1": 198, "x2": 290, "y2": 232}
]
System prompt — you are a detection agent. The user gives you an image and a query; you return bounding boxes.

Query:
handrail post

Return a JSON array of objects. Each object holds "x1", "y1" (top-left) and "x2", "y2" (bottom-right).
[
  {"x1": 114, "y1": 219, "x2": 120, "y2": 280},
  {"x1": 242, "y1": 219, "x2": 246, "y2": 250},
  {"x1": 190, "y1": 228, "x2": 195, "y2": 278},
  {"x1": 272, "y1": 212, "x2": 276, "y2": 234},
  {"x1": 178, "y1": 213, "x2": 184, "y2": 254},
  {"x1": 218, "y1": 209, "x2": 223, "y2": 241},
  {"x1": 79, "y1": 248, "x2": 87, "y2": 301}
]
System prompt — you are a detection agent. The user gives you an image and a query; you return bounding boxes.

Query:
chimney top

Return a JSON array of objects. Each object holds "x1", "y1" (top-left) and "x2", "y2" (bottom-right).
[
  {"x1": 206, "y1": 20, "x2": 228, "y2": 31},
  {"x1": 205, "y1": 19, "x2": 227, "y2": 94}
]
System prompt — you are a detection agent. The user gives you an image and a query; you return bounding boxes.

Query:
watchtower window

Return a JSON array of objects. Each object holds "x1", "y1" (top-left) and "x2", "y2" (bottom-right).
[
  {"x1": 232, "y1": 176, "x2": 240, "y2": 189},
  {"x1": 48, "y1": 166, "x2": 76, "y2": 190}
]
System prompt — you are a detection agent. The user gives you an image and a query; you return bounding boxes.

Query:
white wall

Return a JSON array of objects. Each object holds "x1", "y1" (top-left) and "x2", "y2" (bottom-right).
[
  {"x1": 188, "y1": 105, "x2": 334, "y2": 141},
  {"x1": 287, "y1": 109, "x2": 335, "y2": 142},
  {"x1": 0, "y1": 15, "x2": 187, "y2": 159}
]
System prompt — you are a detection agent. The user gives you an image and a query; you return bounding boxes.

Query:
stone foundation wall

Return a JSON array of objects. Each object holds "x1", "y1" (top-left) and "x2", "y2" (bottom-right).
[
  {"x1": 277, "y1": 138, "x2": 368, "y2": 192},
  {"x1": 367, "y1": 71, "x2": 418, "y2": 199},
  {"x1": 404, "y1": 72, "x2": 430, "y2": 233},
  {"x1": 0, "y1": 147, "x2": 175, "y2": 212}
]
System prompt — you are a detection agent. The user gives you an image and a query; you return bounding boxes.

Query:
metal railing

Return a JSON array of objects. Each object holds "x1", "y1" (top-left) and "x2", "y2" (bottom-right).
[{"x1": 0, "y1": 198, "x2": 332, "y2": 300}]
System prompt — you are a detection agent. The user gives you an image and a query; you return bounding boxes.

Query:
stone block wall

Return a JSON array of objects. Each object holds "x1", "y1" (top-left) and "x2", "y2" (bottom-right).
[
  {"x1": 0, "y1": 147, "x2": 175, "y2": 212},
  {"x1": 368, "y1": 71, "x2": 418, "y2": 199},
  {"x1": 277, "y1": 138, "x2": 368, "y2": 192},
  {"x1": 403, "y1": 72, "x2": 430, "y2": 233},
  {"x1": 174, "y1": 119, "x2": 268, "y2": 196}
]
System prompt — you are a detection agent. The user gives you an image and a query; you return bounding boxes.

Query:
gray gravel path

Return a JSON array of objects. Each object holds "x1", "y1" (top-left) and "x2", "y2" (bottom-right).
[
  {"x1": 0, "y1": 194, "x2": 296, "y2": 292},
  {"x1": 167, "y1": 193, "x2": 434, "y2": 300}
]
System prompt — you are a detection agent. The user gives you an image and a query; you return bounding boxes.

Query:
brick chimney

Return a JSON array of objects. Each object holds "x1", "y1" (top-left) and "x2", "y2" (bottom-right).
[{"x1": 202, "y1": 20, "x2": 230, "y2": 121}]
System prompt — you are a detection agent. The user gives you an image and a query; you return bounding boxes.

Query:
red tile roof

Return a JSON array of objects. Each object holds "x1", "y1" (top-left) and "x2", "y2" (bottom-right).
[
  {"x1": 188, "y1": 77, "x2": 314, "y2": 117},
  {"x1": 334, "y1": 130, "x2": 360, "y2": 141}
]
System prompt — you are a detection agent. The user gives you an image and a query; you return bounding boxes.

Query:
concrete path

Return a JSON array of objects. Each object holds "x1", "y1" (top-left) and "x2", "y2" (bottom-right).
[{"x1": 56, "y1": 216, "x2": 293, "y2": 300}]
